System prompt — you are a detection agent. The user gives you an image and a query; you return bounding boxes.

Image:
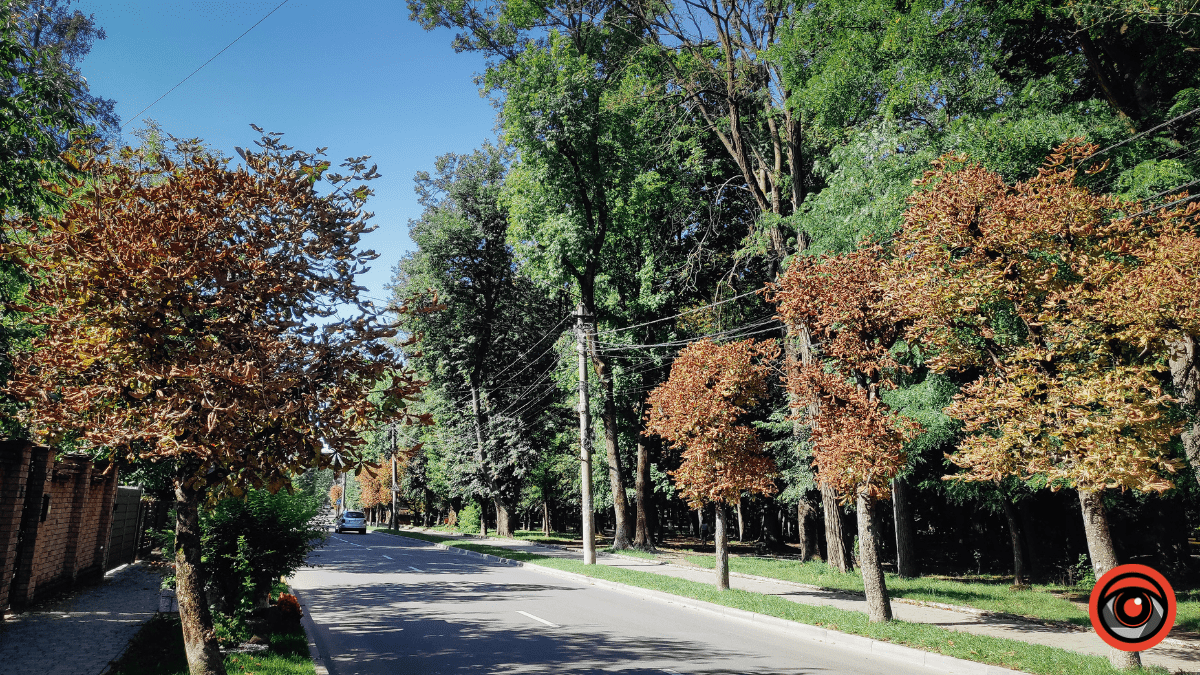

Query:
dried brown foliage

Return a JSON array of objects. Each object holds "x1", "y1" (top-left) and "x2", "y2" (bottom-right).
[
  {"x1": 771, "y1": 247, "x2": 919, "y2": 501},
  {"x1": 644, "y1": 339, "x2": 779, "y2": 508},
  {"x1": 889, "y1": 140, "x2": 1199, "y2": 493},
  {"x1": 2, "y1": 134, "x2": 429, "y2": 496}
]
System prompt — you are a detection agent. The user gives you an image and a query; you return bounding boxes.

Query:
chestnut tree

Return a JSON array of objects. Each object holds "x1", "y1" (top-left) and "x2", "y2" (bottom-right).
[
  {"x1": 2, "y1": 132, "x2": 426, "y2": 675},
  {"x1": 645, "y1": 339, "x2": 778, "y2": 589},
  {"x1": 888, "y1": 142, "x2": 1193, "y2": 627},
  {"x1": 771, "y1": 246, "x2": 918, "y2": 622}
]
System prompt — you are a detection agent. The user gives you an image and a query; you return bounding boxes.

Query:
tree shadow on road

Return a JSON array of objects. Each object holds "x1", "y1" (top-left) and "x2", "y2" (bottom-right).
[{"x1": 295, "y1": 578, "x2": 835, "y2": 675}]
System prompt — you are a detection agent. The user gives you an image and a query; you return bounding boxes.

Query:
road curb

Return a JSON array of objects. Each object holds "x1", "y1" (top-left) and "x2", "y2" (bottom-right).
[
  {"x1": 429, "y1": 530, "x2": 1200, "y2": 653},
  {"x1": 384, "y1": 532, "x2": 1031, "y2": 675},
  {"x1": 289, "y1": 585, "x2": 332, "y2": 675}
]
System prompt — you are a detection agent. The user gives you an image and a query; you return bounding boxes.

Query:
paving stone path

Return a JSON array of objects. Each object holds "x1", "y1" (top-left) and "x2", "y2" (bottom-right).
[
  {"x1": 395, "y1": 527, "x2": 1200, "y2": 674},
  {"x1": 0, "y1": 562, "x2": 162, "y2": 675}
]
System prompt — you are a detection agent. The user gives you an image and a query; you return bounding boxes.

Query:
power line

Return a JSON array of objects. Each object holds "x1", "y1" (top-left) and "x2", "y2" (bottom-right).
[
  {"x1": 1125, "y1": 191, "x2": 1200, "y2": 219},
  {"x1": 1086, "y1": 137, "x2": 1200, "y2": 195},
  {"x1": 594, "y1": 315, "x2": 780, "y2": 352},
  {"x1": 1087, "y1": 105, "x2": 1200, "y2": 161},
  {"x1": 121, "y1": 0, "x2": 292, "y2": 130},
  {"x1": 485, "y1": 313, "x2": 572, "y2": 384},
  {"x1": 593, "y1": 289, "x2": 764, "y2": 336}
]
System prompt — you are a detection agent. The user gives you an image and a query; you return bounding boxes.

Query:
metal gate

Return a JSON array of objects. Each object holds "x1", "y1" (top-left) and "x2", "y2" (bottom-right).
[{"x1": 106, "y1": 487, "x2": 143, "y2": 570}]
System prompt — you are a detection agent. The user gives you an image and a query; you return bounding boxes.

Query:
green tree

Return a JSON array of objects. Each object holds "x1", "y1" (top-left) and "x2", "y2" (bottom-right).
[{"x1": 392, "y1": 144, "x2": 565, "y2": 537}]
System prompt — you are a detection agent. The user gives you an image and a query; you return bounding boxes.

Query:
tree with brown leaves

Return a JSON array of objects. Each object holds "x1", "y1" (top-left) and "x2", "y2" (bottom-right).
[
  {"x1": 645, "y1": 339, "x2": 779, "y2": 590},
  {"x1": 771, "y1": 246, "x2": 919, "y2": 622},
  {"x1": 2, "y1": 132, "x2": 427, "y2": 675},
  {"x1": 889, "y1": 141, "x2": 1197, "y2": 669}
]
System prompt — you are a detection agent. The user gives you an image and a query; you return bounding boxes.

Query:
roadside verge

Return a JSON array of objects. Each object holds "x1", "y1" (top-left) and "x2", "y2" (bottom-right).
[
  {"x1": 291, "y1": 585, "x2": 332, "y2": 675},
  {"x1": 372, "y1": 528, "x2": 1173, "y2": 675}
]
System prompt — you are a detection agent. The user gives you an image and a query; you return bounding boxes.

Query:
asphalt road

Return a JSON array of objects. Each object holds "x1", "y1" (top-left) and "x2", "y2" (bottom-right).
[{"x1": 290, "y1": 532, "x2": 953, "y2": 675}]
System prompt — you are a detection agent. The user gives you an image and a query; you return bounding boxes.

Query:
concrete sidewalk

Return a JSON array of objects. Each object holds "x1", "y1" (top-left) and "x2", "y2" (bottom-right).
[
  {"x1": 0, "y1": 562, "x2": 163, "y2": 675},
  {"x1": 394, "y1": 527, "x2": 1200, "y2": 674}
]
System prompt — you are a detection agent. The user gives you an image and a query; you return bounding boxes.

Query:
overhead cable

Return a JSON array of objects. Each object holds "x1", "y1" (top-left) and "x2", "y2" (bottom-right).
[
  {"x1": 593, "y1": 289, "x2": 763, "y2": 336},
  {"x1": 122, "y1": 0, "x2": 292, "y2": 130},
  {"x1": 1087, "y1": 105, "x2": 1200, "y2": 161}
]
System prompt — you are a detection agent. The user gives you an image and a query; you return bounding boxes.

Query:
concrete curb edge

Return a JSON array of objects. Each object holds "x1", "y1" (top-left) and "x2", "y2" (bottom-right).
[
  {"x1": 398, "y1": 528, "x2": 1200, "y2": 654},
  {"x1": 384, "y1": 531, "x2": 1031, "y2": 675},
  {"x1": 289, "y1": 585, "x2": 332, "y2": 675}
]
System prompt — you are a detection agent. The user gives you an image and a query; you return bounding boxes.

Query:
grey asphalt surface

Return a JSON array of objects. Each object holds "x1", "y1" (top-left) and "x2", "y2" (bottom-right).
[{"x1": 290, "y1": 532, "x2": 960, "y2": 675}]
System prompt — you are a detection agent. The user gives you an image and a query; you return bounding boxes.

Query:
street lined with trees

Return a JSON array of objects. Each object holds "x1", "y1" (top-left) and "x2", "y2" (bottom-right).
[{"x1": 3, "y1": 0, "x2": 1200, "y2": 673}]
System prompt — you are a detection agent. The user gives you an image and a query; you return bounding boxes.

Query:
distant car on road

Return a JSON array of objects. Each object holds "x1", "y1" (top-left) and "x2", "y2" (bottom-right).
[{"x1": 335, "y1": 511, "x2": 367, "y2": 534}]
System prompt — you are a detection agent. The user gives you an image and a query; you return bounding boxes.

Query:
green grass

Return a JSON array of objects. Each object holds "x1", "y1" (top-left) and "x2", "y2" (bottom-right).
[
  {"x1": 683, "y1": 555, "x2": 1092, "y2": 625},
  {"x1": 370, "y1": 536, "x2": 1163, "y2": 675},
  {"x1": 1173, "y1": 589, "x2": 1200, "y2": 632},
  {"x1": 605, "y1": 546, "x2": 660, "y2": 560},
  {"x1": 373, "y1": 526, "x2": 1200, "y2": 635},
  {"x1": 369, "y1": 526, "x2": 450, "y2": 543},
  {"x1": 511, "y1": 529, "x2": 579, "y2": 544},
  {"x1": 108, "y1": 614, "x2": 315, "y2": 675}
]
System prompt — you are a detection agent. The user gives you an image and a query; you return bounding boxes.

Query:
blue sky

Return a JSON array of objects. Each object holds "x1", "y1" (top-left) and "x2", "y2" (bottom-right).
[{"x1": 74, "y1": 0, "x2": 497, "y2": 309}]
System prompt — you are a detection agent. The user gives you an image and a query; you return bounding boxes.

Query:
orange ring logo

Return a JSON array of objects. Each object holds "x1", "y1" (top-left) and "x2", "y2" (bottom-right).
[{"x1": 1089, "y1": 564, "x2": 1176, "y2": 652}]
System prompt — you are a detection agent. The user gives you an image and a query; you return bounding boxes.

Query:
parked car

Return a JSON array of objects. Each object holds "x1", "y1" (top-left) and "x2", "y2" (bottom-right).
[{"x1": 335, "y1": 511, "x2": 367, "y2": 534}]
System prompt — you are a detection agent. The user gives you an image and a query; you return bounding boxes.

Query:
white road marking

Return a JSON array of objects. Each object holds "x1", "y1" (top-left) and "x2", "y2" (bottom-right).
[
  {"x1": 382, "y1": 555, "x2": 393, "y2": 560},
  {"x1": 408, "y1": 566, "x2": 422, "y2": 572},
  {"x1": 333, "y1": 536, "x2": 366, "y2": 548},
  {"x1": 516, "y1": 610, "x2": 559, "y2": 628}
]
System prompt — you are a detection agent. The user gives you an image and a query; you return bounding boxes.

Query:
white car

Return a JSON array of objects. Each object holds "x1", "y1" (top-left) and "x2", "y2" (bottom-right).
[{"x1": 335, "y1": 511, "x2": 367, "y2": 534}]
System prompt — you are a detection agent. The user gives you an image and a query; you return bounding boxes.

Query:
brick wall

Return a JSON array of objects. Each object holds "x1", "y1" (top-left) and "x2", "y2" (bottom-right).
[
  {"x1": 0, "y1": 443, "x2": 121, "y2": 615},
  {"x1": 0, "y1": 440, "x2": 34, "y2": 615}
]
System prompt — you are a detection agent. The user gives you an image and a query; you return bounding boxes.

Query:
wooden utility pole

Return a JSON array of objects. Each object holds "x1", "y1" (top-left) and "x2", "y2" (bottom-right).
[
  {"x1": 576, "y1": 304, "x2": 596, "y2": 564},
  {"x1": 341, "y1": 470, "x2": 348, "y2": 516},
  {"x1": 390, "y1": 424, "x2": 398, "y2": 531}
]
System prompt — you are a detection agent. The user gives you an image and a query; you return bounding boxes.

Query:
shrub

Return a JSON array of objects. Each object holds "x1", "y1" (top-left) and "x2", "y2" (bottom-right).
[
  {"x1": 457, "y1": 502, "x2": 481, "y2": 533},
  {"x1": 201, "y1": 489, "x2": 326, "y2": 613},
  {"x1": 276, "y1": 593, "x2": 302, "y2": 626}
]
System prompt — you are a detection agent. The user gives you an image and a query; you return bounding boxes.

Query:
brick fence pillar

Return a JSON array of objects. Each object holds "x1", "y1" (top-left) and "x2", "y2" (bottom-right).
[
  {"x1": 59, "y1": 456, "x2": 92, "y2": 584},
  {"x1": 0, "y1": 440, "x2": 34, "y2": 617},
  {"x1": 93, "y1": 463, "x2": 118, "y2": 573},
  {"x1": 9, "y1": 445, "x2": 53, "y2": 608}
]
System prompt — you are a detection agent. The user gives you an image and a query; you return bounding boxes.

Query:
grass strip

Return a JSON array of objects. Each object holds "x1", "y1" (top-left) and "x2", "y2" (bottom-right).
[
  {"x1": 684, "y1": 555, "x2": 1200, "y2": 633},
  {"x1": 107, "y1": 614, "x2": 314, "y2": 675},
  {"x1": 370, "y1": 527, "x2": 451, "y2": 544},
  {"x1": 605, "y1": 546, "x2": 660, "y2": 560},
  {"x1": 376, "y1": 527, "x2": 1200, "y2": 637},
  {"x1": 682, "y1": 555, "x2": 1090, "y2": 626},
  {"x1": 430, "y1": 541, "x2": 1165, "y2": 675}
]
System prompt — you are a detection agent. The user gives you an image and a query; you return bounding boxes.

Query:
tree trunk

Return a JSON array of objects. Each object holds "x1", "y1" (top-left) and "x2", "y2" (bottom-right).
[
  {"x1": 1077, "y1": 489, "x2": 1145, "y2": 669},
  {"x1": 478, "y1": 496, "x2": 488, "y2": 538},
  {"x1": 543, "y1": 500, "x2": 551, "y2": 536},
  {"x1": 736, "y1": 496, "x2": 745, "y2": 542},
  {"x1": 175, "y1": 481, "x2": 226, "y2": 675},
  {"x1": 596, "y1": 362, "x2": 633, "y2": 549},
  {"x1": 1109, "y1": 649, "x2": 1142, "y2": 670},
  {"x1": 857, "y1": 492, "x2": 892, "y2": 622},
  {"x1": 759, "y1": 500, "x2": 784, "y2": 549},
  {"x1": 1001, "y1": 498, "x2": 1029, "y2": 586},
  {"x1": 1078, "y1": 488, "x2": 1120, "y2": 576},
  {"x1": 797, "y1": 497, "x2": 816, "y2": 561},
  {"x1": 633, "y1": 430, "x2": 655, "y2": 550},
  {"x1": 892, "y1": 477, "x2": 917, "y2": 578},
  {"x1": 493, "y1": 497, "x2": 513, "y2": 538},
  {"x1": 1170, "y1": 335, "x2": 1200, "y2": 484},
  {"x1": 822, "y1": 483, "x2": 853, "y2": 572},
  {"x1": 714, "y1": 503, "x2": 730, "y2": 590}
]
